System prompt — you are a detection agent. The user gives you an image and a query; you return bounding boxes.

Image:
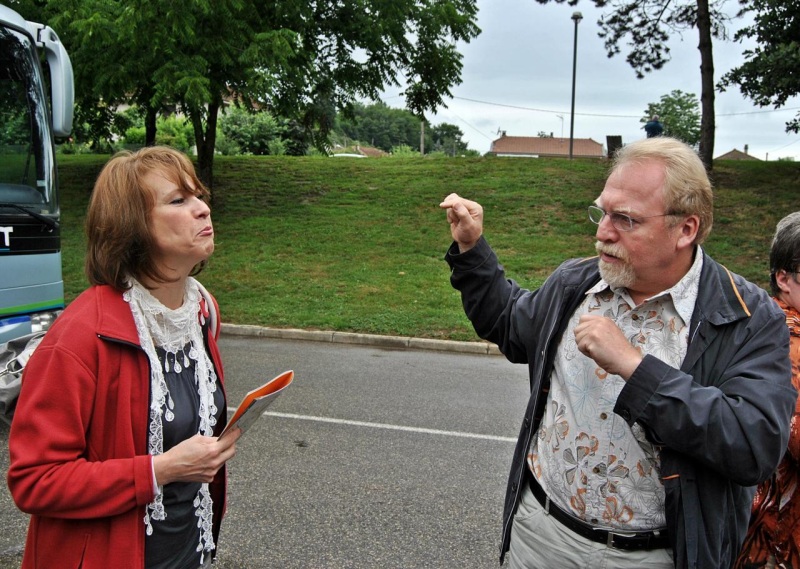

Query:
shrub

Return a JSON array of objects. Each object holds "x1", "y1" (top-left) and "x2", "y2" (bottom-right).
[{"x1": 219, "y1": 107, "x2": 282, "y2": 155}]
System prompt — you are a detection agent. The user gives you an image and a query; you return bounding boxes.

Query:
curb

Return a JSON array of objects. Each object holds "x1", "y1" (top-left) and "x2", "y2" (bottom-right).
[{"x1": 220, "y1": 323, "x2": 503, "y2": 356}]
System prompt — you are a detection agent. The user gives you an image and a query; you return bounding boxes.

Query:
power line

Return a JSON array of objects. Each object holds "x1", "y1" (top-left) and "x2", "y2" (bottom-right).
[
  {"x1": 381, "y1": 92, "x2": 800, "y2": 155},
  {"x1": 443, "y1": 110, "x2": 495, "y2": 141},
  {"x1": 452, "y1": 95, "x2": 616, "y2": 117},
  {"x1": 452, "y1": 95, "x2": 800, "y2": 119},
  {"x1": 718, "y1": 107, "x2": 800, "y2": 116},
  {"x1": 767, "y1": 138, "x2": 800, "y2": 154},
  {"x1": 378, "y1": 93, "x2": 495, "y2": 140},
  {"x1": 382, "y1": 92, "x2": 800, "y2": 119}
]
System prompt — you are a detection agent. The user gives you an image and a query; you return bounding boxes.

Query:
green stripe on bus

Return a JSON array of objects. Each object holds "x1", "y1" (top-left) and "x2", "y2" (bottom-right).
[{"x1": 0, "y1": 299, "x2": 65, "y2": 316}]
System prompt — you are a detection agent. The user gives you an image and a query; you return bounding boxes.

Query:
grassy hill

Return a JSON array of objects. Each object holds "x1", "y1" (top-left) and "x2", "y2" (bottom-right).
[{"x1": 57, "y1": 154, "x2": 800, "y2": 341}]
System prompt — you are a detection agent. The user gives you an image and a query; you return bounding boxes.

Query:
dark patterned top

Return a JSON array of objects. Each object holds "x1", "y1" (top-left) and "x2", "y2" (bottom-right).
[{"x1": 145, "y1": 344, "x2": 224, "y2": 569}]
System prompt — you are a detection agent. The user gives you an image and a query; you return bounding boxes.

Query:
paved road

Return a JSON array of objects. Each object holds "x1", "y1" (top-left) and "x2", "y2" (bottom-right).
[{"x1": 0, "y1": 334, "x2": 530, "y2": 568}]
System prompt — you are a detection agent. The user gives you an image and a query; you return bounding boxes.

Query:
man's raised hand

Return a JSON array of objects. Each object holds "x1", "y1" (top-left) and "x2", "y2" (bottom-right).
[{"x1": 439, "y1": 193, "x2": 484, "y2": 253}]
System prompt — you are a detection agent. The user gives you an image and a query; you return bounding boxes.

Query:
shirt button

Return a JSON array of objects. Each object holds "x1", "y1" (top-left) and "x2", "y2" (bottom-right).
[
  {"x1": 600, "y1": 412, "x2": 608, "y2": 420},
  {"x1": 632, "y1": 314, "x2": 639, "y2": 320},
  {"x1": 592, "y1": 467, "x2": 600, "y2": 474},
  {"x1": 591, "y1": 518, "x2": 598, "y2": 524}
]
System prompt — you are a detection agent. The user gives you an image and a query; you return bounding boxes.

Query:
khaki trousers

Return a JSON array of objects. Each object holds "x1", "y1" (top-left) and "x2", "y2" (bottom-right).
[{"x1": 507, "y1": 484, "x2": 674, "y2": 569}]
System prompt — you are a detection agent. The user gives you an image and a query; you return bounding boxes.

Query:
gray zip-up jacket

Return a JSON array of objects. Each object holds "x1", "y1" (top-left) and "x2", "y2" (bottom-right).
[{"x1": 446, "y1": 238, "x2": 798, "y2": 568}]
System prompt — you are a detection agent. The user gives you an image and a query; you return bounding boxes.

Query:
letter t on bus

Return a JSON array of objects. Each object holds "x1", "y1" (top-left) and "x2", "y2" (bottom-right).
[{"x1": 0, "y1": 226, "x2": 12, "y2": 247}]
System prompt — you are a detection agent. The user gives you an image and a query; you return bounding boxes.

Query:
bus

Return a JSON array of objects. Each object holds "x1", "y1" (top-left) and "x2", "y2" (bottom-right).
[{"x1": 0, "y1": 4, "x2": 73, "y2": 344}]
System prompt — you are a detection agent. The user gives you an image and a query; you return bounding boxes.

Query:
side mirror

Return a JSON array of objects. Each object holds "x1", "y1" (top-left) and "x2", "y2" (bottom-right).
[{"x1": 27, "y1": 23, "x2": 74, "y2": 137}]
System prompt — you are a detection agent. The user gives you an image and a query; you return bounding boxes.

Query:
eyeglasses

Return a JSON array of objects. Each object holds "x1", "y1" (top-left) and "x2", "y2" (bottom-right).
[{"x1": 587, "y1": 205, "x2": 680, "y2": 232}]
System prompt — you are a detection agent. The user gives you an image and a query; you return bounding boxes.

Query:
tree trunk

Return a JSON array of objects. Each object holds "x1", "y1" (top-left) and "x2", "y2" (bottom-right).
[
  {"x1": 696, "y1": 0, "x2": 715, "y2": 170},
  {"x1": 191, "y1": 101, "x2": 220, "y2": 190},
  {"x1": 145, "y1": 106, "x2": 157, "y2": 147}
]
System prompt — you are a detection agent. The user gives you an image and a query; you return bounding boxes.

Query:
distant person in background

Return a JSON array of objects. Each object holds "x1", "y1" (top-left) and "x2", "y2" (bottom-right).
[
  {"x1": 7, "y1": 146, "x2": 241, "y2": 569},
  {"x1": 644, "y1": 115, "x2": 664, "y2": 138},
  {"x1": 734, "y1": 212, "x2": 800, "y2": 569}
]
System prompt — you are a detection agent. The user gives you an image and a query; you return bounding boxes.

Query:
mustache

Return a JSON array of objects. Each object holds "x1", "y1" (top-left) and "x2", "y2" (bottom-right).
[{"x1": 595, "y1": 241, "x2": 631, "y2": 263}]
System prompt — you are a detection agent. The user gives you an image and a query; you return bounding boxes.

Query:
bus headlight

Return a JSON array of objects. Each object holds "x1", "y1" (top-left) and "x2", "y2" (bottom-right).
[{"x1": 30, "y1": 310, "x2": 62, "y2": 333}]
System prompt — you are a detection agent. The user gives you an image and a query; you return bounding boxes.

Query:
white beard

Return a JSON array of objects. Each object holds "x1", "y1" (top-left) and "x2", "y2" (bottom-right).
[
  {"x1": 598, "y1": 258, "x2": 636, "y2": 289},
  {"x1": 596, "y1": 241, "x2": 636, "y2": 289}
]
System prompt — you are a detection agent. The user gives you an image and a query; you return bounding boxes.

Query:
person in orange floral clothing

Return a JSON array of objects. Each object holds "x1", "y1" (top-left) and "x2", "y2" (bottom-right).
[{"x1": 735, "y1": 211, "x2": 800, "y2": 569}]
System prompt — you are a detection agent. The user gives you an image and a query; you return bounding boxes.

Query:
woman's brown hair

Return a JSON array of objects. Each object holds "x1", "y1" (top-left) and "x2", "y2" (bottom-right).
[{"x1": 84, "y1": 146, "x2": 211, "y2": 290}]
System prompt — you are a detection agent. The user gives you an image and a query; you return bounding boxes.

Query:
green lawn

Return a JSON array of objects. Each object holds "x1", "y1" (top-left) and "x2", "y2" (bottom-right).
[{"x1": 57, "y1": 154, "x2": 800, "y2": 341}]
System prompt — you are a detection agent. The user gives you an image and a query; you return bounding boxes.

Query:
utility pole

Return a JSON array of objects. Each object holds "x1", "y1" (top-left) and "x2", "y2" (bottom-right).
[
  {"x1": 420, "y1": 121, "x2": 425, "y2": 155},
  {"x1": 569, "y1": 11, "x2": 582, "y2": 160}
]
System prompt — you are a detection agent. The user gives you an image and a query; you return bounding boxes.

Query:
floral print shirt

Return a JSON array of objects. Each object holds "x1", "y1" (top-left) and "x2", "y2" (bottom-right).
[
  {"x1": 734, "y1": 298, "x2": 800, "y2": 569},
  {"x1": 528, "y1": 249, "x2": 703, "y2": 531}
]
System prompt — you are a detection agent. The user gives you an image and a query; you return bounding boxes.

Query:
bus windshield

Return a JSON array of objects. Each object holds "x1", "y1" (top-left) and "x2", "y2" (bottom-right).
[{"x1": 0, "y1": 24, "x2": 57, "y2": 216}]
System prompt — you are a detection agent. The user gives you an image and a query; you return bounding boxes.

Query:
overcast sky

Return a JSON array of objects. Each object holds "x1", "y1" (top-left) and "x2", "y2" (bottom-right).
[{"x1": 384, "y1": 0, "x2": 800, "y2": 161}]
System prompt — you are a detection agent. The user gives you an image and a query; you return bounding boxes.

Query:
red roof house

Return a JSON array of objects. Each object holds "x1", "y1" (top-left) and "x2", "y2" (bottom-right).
[
  {"x1": 487, "y1": 133, "x2": 605, "y2": 158},
  {"x1": 715, "y1": 148, "x2": 761, "y2": 161}
]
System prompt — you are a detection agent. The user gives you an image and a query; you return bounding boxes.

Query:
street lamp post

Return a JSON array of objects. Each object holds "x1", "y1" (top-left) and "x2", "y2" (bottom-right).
[{"x1": 569, "y1": 11, "x2": 582, "y2": 160}]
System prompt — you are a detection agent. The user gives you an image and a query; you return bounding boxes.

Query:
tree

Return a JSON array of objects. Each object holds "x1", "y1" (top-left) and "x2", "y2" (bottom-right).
[
  {"x1": 335, "y1": 105, "x2": 472, "y2": 155},
  {"x1": 337, "y1": 102, "x2": 423, "y2": 153},
  {"x1": 642, "y1": 90, "x2": 701, "y2": 147},
  {"x1": 47, "y1": 0, "x2": 301, "y2": 183},
  {"x1": 430, "y1": 123, "x2": 469, "y2": 156},
  {"x1": 534, "y1": 0, "x2": 735, "y2": 169},
  {"x1": 718, "y1": 0, "x2": 800, "y2": 134},
  {"x1": 45, "y1": 0, "x2": 480, "y2": 185},
  {"x1": 30, "y1": 1, "x2": 180, "y2": 149}
]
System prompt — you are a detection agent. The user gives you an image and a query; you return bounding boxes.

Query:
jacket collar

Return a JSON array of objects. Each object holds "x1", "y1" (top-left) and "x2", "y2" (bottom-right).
[
  {"x1": 558, "y1": 248, "x2": 751, "y2": 328},
  {"x1": 93, "y1": 285, "x2": 141, "y2": 346},
  {"x1": 693, "y1": 249, "x2": 751, "y2": 327}
]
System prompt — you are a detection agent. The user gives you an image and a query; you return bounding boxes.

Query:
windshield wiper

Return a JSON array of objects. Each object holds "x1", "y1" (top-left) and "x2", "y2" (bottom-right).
[{"x1": 0, "y1": 203, "x2": 59, "y2": 230}]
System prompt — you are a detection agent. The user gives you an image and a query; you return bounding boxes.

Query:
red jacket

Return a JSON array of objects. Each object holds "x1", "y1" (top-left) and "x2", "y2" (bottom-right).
[{"x1": 7, "y1": 285, "x2": 227, "y2": 569}]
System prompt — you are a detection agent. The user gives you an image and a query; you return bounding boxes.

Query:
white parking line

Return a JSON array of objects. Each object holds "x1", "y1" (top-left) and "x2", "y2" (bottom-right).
[{"x1": 227, "y1": 409, "x2": 516, "y2": 443}]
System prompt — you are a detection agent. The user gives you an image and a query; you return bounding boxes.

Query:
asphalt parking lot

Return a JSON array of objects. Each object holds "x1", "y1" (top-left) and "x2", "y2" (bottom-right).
[{"x1": 0, "y1": 330, "x2": 530, "y2": 568}]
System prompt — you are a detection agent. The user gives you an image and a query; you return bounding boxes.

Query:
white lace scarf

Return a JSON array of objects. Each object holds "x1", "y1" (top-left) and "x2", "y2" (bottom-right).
[{"x1": 124, "y1": 277, "x2": 219, "y2": 563}]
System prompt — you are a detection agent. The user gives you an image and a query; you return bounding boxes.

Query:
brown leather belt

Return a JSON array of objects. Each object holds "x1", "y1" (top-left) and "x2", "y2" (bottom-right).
[{"x1": 527, "y1": 473, "x2": 670, "y2": 551}]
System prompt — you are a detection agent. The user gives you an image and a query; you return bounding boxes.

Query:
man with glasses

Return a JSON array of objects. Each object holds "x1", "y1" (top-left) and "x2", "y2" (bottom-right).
[{"x1": 440, "y1": 137, "x2": 797, "y2": 568}]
